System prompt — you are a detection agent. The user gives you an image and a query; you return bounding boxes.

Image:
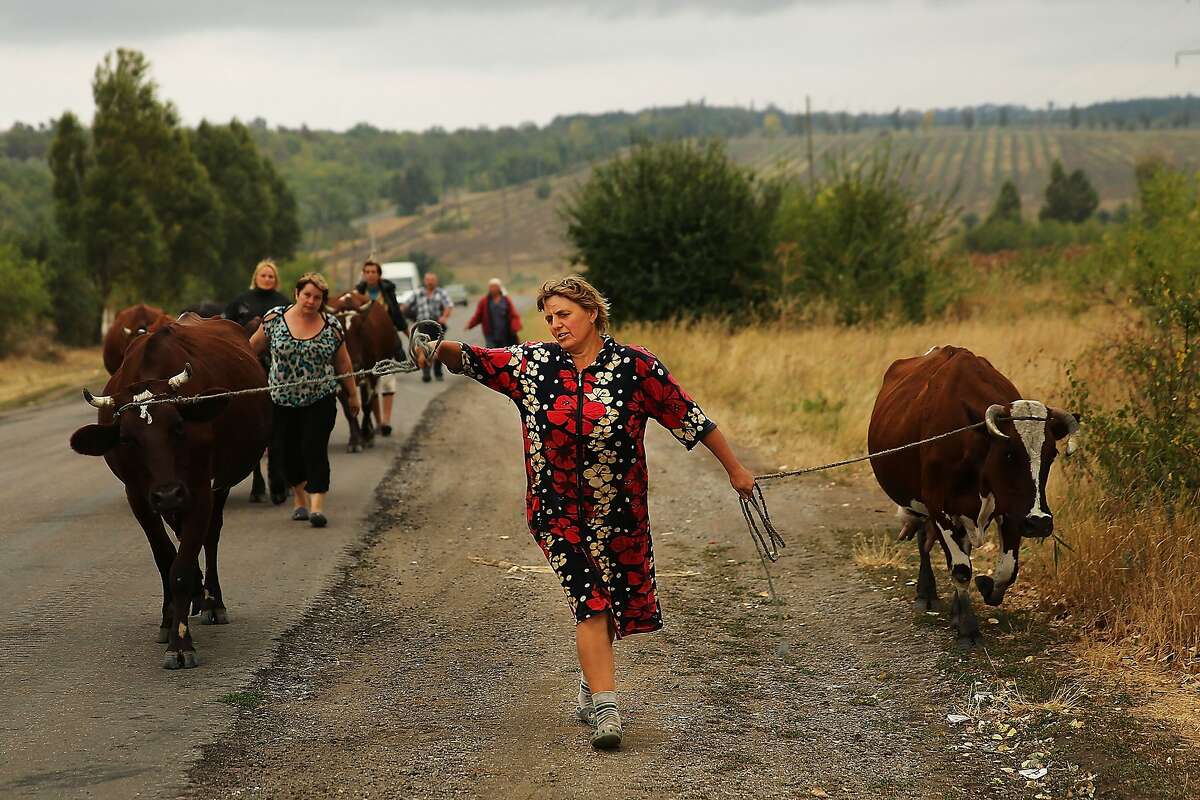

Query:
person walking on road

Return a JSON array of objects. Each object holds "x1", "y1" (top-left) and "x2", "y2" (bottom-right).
[
  {"x1": 414, "y1": 275, "x2": 755, "y2": 751},
  {"x1": 249, "y1": 272, "x2": 359, "y2": 529},
  {"x1": 224, "y1": 259, "x2": 291, "y2": 503},
  {"x1": 403, "y1": 272, "x2": 453, "y2": 383},
  {"x1": 466, "y1": 278, "x2": 522, "y2": 347},
  {"x1": 355, "y1": 259, "x2": 406, "y2": 436}
]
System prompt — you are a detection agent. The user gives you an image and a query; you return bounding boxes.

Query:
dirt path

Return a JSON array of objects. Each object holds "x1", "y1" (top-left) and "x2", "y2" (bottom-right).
[{"x1": 187, "y1": 379, "x2": 1197, "y2": 800}]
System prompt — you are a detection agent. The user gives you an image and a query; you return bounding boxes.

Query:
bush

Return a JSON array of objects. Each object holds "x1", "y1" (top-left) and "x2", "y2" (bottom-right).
[
  {"x1": 1068, "y1": 281, "x2": 1200, "y2": 506},
  {"x1": 1065, "y1": 165, "x2": 1200, "y2": 505},
  {"x1": 773, "y1": 145, "x2": 954, "y2": 324},
  {"x1": 563, "y1": 139, "x2": 779, "y2": 322},
  {"x1": 534, "y1": 180, "x2": 552, "y2": 200},
  {"x1": 0, "y1": 243, "x2": 51, "y2": 355}
]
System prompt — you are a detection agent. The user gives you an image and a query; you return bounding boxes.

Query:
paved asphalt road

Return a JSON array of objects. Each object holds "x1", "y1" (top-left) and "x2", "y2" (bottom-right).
[{"x1": 0, "y1": 315, "x2": 474, "y2": 798}]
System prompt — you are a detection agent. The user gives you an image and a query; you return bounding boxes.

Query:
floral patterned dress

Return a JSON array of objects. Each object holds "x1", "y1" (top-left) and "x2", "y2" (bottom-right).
[{"x1": 460, "y1": 336, "x2": 716, "y2": 637}]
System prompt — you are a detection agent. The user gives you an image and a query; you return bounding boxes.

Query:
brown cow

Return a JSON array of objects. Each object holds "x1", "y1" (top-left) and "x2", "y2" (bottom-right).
[
  {"x1": 70, "y1": 314, "x2": 271, "y2": 669},
  {"x1": 103, "y1": 304, "x2": 172, "y2": 374},
  {"x1": 867, "y1": 346, "x2": 1079, "y2": 644},
  {"x1": 330, "y1": 291, "x2": 400, "y2": 452}
]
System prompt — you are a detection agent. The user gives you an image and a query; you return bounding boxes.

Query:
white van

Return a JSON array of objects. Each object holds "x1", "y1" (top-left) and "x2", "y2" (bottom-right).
[{"x1": 380, "y1": 261, "x2": 421, "y2": 306}]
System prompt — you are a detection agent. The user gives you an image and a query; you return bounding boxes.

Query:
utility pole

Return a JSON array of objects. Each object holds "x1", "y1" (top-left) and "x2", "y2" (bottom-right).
[{"x1": 805, "y1": 95, "x2": 815, "y2": 187}]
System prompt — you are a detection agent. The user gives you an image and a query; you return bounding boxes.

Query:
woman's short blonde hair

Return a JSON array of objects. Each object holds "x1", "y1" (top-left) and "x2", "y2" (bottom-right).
[
  {"x1": 536, "y1": 275, "x2": 611, "y2": 335},
  {"x1": 250, "y1": 259, "x2": 280, "y2": 290},
  {"x1": 294, "y1": 272, "x2": 330, "y2": 308}
]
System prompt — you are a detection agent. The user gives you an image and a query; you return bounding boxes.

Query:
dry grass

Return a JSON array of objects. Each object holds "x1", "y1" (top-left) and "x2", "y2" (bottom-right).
[
  {"x1": 0, "y1": 345, "x2": 104, "y2": 410},
  {"x1": 621, "y1": 300, "x2": 1117, "y2": 472},
  {"x1": 851, "y1": 530, "x2": 907, "y2": 570},
  {"x1": 623, "y1": 293, "x2": 1200, "y2": 670},
  {"x1": 1025, "y1": 485, "x2": 1200, "y2": 665}
]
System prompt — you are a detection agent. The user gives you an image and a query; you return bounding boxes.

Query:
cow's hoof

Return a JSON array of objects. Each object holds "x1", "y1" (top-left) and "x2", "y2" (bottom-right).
[
  {"x1": 914, "y1": 596, "x2": 938, "y2": 612},
  {"x1": 347, "y1": 443, "x2": 361, "y2": 454},
  {"x1": 202, "y1": 608, "x2": 229, "y2": 625},
  {"x1": 163, "y1": 649, "x2": 199, "y2": 670},
  {"x1": 190, "y1": 599, "x2": 206, "y2": 616},
  {"x1": 156, "y1": 626, "x2": 170, "y2": 644},
  {"x1": 249, "y1": 492, "x2": 266, "y2": 503},
  {"x1": 956, "y1": 630, "x2": 982, "y2": 648},
  {"x1": 975, "y1": 575, "x2": 1004, "y2": 606}
]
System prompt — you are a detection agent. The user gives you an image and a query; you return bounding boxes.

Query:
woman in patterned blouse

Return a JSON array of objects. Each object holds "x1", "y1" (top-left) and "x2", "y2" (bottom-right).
[
  {"x1": 250, "y1": 273, "x2": 359, "y2": 529},
  {"x1": 420, "y1": 275, "x2": 754, "y2": 750}
]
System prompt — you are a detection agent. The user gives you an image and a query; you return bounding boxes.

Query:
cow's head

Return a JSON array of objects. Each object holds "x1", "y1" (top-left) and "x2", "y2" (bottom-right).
[
  {"x1": 70, "y1": 363, "x2": 230, "y2": 514},
  {"x1": 978, "y1": 399, "x2": 1080, "y2": 538}
]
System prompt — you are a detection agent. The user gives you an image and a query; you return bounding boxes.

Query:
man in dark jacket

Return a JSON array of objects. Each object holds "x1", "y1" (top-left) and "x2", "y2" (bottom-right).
[
  {"x1": 355, "y1": 260, "x2": 406, "y2": 331},
  {"x1": 354, "y1": 260, "x2": 406, "y2": 436}
]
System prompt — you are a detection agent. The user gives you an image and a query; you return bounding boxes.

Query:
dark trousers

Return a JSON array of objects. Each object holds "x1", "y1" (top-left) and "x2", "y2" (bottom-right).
[{"x1": 272, "y1": 394, "x2": 338, "y2": 494}]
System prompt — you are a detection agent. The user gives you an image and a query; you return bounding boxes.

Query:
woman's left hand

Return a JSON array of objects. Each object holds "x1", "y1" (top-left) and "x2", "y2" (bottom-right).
[{"x1": 729, "y1": 464, "x2": 756, "y2": 499}]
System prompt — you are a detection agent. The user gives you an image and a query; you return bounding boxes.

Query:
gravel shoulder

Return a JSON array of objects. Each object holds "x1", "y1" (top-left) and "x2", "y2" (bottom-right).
[{"x1": 187, "y1": 378, "x2": 1197, "y2": 800}]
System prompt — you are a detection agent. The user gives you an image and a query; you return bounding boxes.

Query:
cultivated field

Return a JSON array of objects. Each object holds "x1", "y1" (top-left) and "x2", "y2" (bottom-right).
[
  {"x1": 728, "y1": 127, "x2": 1200, "y2": 214},
  {"x1": 323, "y1": 126, "x2": 1200, "y2": 290}
]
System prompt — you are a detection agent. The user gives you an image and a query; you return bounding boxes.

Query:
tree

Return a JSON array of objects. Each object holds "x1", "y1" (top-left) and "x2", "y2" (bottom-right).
[
  {"x1": 389, "y1": 163, "x2": 438, "y2": 215},
  {"x1": 1039, "y1": 159, "x2": 1099, "y2": 223},
  {"x1": 987, "y1": 179, "x2": 1023, "y2": 224},
  {"x1": 998, "y1": 107, "x2": 1010, "y2": 128},
  {"x1": 774, "y1": 146, "x2": 954, "y2": 324},
  {"x1": 0, "y1": 244, "x2": 50, "y2": 355},
  {"x1": 562, "y1": 139, "x2": 779, "y2": 322},
  {"x1": 961, "y1": 108, "x2": 976, "y2": 131},
  {"x1": 51, "y1": 49, "x2": 222, "y2": 313},
  {"x1": 191, "y1": 119, "x2": 298, "y2": 298},
  {"x1": 1069, "y1": 104, "x2": 1081, "y2": 129}
]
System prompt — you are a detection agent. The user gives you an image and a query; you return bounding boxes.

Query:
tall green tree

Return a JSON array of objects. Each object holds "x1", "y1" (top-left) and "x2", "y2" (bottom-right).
[
  {"x1": 987, "y1": 179, "x2": 1023, "y2": 224},
  {"x1": 1039, "y1": 159, "x2": 1099, "y2": 223},
  {"x1": 51, "y1": 49, "x2": 223, "y2": 311},
  {"x1": 562, "y1": 139, "x2": 779, "y2": 322},
  {"x1": 389, "y1": 163, "x2": 438, "y2": 215}
]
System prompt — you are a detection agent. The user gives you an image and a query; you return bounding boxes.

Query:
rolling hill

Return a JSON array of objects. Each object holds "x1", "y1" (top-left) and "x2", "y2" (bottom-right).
[{"x1": 323, "y1": 126, "x2": 1200, "y2": 288}]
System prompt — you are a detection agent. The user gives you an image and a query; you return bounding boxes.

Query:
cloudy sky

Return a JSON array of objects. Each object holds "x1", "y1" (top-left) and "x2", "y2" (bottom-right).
[{"x1": 1, "y1": 1, "x2": 1197, "y2": 132}]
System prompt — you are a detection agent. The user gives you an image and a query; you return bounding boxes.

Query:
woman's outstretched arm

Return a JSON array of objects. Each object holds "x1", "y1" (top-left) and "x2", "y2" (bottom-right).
[{"x1": 700, "y1": 427, "x2": 756, "y2": 498}]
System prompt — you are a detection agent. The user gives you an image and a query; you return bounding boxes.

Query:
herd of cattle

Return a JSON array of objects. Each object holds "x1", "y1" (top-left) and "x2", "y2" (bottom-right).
[{"x1": 69, "y1": 301, "x2": 1080, "y2": 668}]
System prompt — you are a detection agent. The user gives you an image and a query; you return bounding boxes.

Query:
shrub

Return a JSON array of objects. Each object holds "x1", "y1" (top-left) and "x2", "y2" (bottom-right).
[
  {"x1": 0, "y1": 243, "x2": 51, "y2": 355},
  {"x1": 1067, "y1": 279, "x2": 1200, "y2": 506},
  {"x1": 1064, "y1": 164, "x2": 1200, "y2": 505},
  {"x1": 562, "y1": 139, "x2": 779, "y2": 322},
  {"x1": 773, "y1": 145, "x2": 955, "y2": 324},
  {"x1": 535, "y1": 180, "x2": 552, "y2": 200}
]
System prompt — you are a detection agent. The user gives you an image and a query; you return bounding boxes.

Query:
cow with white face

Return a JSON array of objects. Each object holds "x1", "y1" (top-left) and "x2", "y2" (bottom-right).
[{"x1": 867, "y1": 346, "x2": 1080, "y2": 644}]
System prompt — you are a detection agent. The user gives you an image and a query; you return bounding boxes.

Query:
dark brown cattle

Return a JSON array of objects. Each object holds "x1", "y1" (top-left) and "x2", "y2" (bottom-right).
[
  {"x1": 867, "y1": 346, "x2": 1079, "y2": 643},
  {"x1": 330, "y1": 291, "x2": 400, "y2": 452},
  {"x1": 70, "y1": 314, "x2": 271, "y2": 669},
  {"x1": 103, "y1": 304, "x2": 172, "y2": 375}
]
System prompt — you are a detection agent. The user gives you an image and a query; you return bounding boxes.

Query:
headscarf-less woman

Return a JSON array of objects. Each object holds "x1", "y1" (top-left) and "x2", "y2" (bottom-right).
[
  {"x1": 249, "y1": 272, "x2": 359, "y2": 529},
  {"x1": 224, "y1": 260, "x2": 291, "y2": 327},
  {"x1": 226, "y1": 260, "x2": 293, "y2": 503},
  {"x1": 424, "y1": 275, "x2": 754, "y2": 751}
]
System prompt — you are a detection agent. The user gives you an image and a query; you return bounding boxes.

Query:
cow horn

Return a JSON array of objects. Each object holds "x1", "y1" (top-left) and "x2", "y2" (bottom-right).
[
  {"x1": 168, "y1": 362, "x2": 192, "y2": 390},
  {"x1": 83, "y1": 388, "x2": 114, "y2": 408},
  {"x1": 1049, "y1": 407, "x2": 1082, "y2": 457},
  {"x1": 122, "y1": 327, "x2": 132, "y2": 335},
  {"x1": 984, "y1": 404, "x2": 1009, "y2": 439}
]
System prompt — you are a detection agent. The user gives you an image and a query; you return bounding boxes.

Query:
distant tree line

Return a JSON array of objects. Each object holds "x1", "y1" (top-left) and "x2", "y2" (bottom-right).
[
  {"x1": 0, "y1": 49, "x2": 300, "y2": 350},
  {"x1": 5, "y1": 94, "x2": 1198, "y2": 255}
]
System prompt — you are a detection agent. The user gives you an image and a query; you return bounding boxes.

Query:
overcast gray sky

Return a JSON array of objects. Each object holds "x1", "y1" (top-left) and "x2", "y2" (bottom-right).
[{"x1": 1, "y1": 1, "x2": 1198, "y2": 131}]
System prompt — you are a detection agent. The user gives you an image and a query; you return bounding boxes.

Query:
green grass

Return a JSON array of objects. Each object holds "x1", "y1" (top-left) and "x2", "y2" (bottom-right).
[{"x1": 219, "y1": 691, "x2": 265, "y2": 710}]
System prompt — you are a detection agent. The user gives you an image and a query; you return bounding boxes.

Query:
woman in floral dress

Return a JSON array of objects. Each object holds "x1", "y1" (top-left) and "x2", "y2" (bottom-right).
[{"x1": 421, "y1": 276, "x2": 755, "y2": 750}]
